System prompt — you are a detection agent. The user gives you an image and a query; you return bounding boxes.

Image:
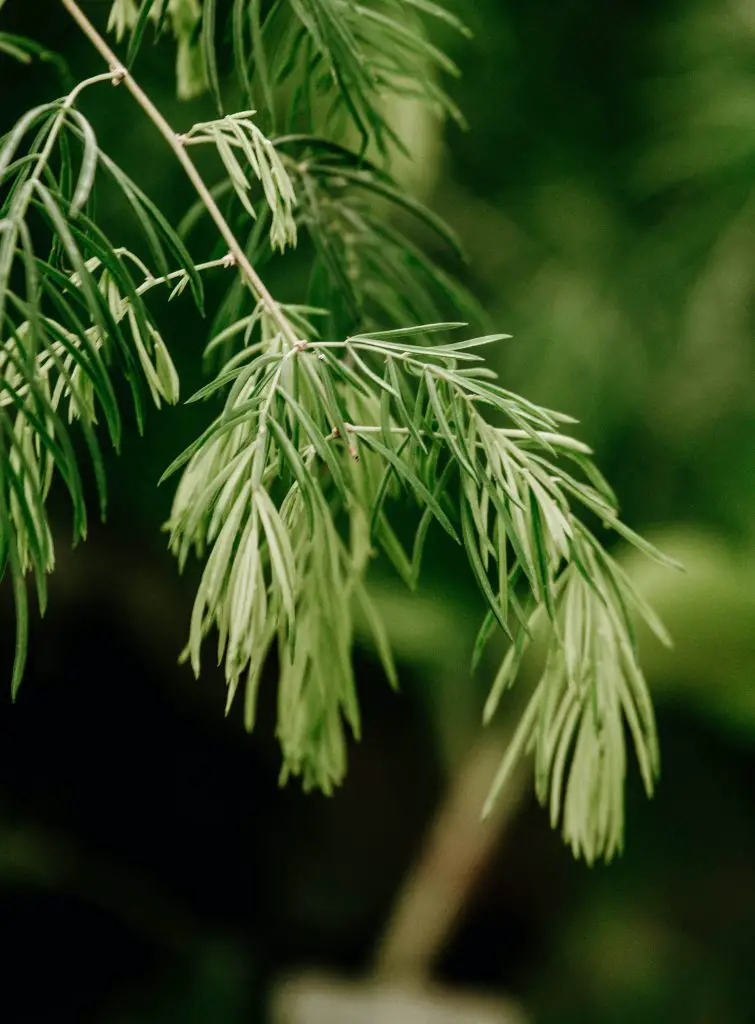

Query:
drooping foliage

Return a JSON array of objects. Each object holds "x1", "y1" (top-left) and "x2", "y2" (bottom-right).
[{"x1": 0, "y1": 0, "x2": 678, "y2": 863}]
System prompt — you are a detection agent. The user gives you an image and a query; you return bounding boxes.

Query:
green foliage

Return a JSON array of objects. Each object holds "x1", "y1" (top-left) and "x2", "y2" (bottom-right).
[
  {"x1": 0, "y1": 0, "x2": 678, "y2": 862},
  {"x1": 180, "y1": 110, "x2": 299, "y2": 251},
  {"x1": 0, "y1": 70, "x2": 191, "y2": 695},
  {"x1": 115, "y1": 0, "x2": 467, "y2": 146}
]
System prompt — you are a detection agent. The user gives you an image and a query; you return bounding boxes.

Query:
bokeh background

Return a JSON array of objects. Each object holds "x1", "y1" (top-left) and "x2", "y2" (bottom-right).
[{"x1": 1, "y1": 1, "x2": 754, "y2": 1021}]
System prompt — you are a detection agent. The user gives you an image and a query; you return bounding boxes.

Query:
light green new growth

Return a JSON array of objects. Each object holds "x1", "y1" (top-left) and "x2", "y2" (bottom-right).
[{"x1": 0, "y1": 0, "x2": 677, "y2": 864}]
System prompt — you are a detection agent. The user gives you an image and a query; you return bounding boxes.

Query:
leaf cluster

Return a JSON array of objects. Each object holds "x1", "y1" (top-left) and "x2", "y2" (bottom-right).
[
  {"x1": 0, "y1": 0, "x2": 678, "y2": 863},
  {"x1": 0, "y1": 75, "x2": 199, "y2": 690},
  {"x1": 117, "y1": 0, "x2": 468, "y2": 150},
  {"x1": 164, "y1": 314, "x2": 675, "y2": 858}
]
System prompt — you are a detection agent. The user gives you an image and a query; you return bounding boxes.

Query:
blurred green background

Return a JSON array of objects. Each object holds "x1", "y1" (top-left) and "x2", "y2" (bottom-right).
[{"x1": 1, "y1": 1, "x2": 754, "y2": 1021}]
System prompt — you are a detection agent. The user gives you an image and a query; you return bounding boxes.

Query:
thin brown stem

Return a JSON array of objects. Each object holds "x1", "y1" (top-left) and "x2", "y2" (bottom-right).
[
  {"x1": 372, "y1": 732, "x2": 528, "y2": 983},
  {"x1": 58, "y1": 0, "x2": 298, "y2": 345}
]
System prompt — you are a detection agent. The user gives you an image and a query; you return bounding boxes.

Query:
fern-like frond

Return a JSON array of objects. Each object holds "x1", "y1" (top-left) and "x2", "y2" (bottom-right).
[
  {"x1": 1, "y1": 0, "x2": 675, "y2": 864},
  {"x1": 164, "y1": 319, "x2": 675, "y2": 853},
  {"x1": 482, "y1": 534, "x2": 665, "y2": 864},
  {"x1": 282, "y1": 134, "x2": 481, "y2": 335},
  {"x1": 179, "y1": 131, "x2": 483, "y2": 354},
  {"x1": 113, "y1": 0, "x2": 468, "y2": 152},
  {"x1": 0, "y1": 77, "x2": 208, "y2": 691},
  {"x1": 180, "y1": 111, "x2": 298, "y2": 252},
  {"x1": 162, "y1": 307, "x2": 370, "y2": 792},
  {"x1": 266, "y1": 0, "x2": 468, "y2": 150}
]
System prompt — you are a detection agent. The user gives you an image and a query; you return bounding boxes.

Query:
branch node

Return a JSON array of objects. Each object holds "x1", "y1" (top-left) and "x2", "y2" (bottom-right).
[{"x1": 109, "y1": 62, "x2": 126, "y2": 86}]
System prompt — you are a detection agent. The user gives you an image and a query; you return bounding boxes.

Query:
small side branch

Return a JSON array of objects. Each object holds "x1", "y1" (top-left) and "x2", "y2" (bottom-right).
[{"x1": 58, "y1": 0, "x2": 297, "y2": 346}]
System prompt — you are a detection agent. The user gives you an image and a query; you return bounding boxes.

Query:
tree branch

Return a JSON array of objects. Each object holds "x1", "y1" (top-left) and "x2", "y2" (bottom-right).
[{"x1": 58, "y1": 0, "x2": 298, "y2": 346}]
